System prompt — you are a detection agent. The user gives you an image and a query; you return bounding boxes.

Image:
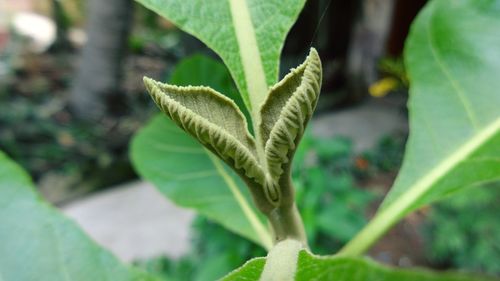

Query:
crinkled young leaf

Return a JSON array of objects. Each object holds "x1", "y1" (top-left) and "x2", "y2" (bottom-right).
[
  {"x1": 0, "y1": 151, "x2": 156, "y2": 281},
  {"x1": 136, "y1": 0, "x2": 307, "y2": 111},
  {"x1": 222, "y1": 240, "x2": 497, "y2": 281},
  {"x1": 144, "y1": 78, "x2": 265, "y2": 184},
  {"x1": 260, "y1": 49, "x2": 322, "y2": 187}
]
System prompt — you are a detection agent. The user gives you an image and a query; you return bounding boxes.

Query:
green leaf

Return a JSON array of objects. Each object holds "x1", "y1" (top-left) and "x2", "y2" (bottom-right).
[
  {"x1": 131, "y1": 114, "x2": 272, "y2": 249},
  {"x1": 136, "y1": 0, "x2": 306, "y2": 114},
  {"x1": 341, "y1": 0, "x2": 500, "y2": 256},
  {"x1": 222, "y1": 240, "x2": 497, "y2": 281},
  {"x1": 223, "y1": 258, "x2": 266, "y2": 281},
  {"x1": 0, "y1": 151, "x2": 155, "y2": 281},
  {"x1": 381, "y1": 0, "x2": 500, "y2": 215},
  {"x1": 259, "y1": 49, "x2": 322, "y2": 199}
]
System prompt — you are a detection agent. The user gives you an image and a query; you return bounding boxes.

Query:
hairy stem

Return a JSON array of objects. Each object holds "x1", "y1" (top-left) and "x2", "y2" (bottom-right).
[{"x1": 267, "y1": 203, "x2": 308, "y2": 247}]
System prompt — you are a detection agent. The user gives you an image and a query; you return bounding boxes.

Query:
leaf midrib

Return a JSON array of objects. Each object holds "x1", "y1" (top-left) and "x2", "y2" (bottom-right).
[
  {"x1": 386, "y1": 119, "x2": 499, "y2": 215},
  {"x1": 340, "y1": 117, "x2": 500, "y2": 256},
  {"x1": 207, "y1": 151, "x2": 273, "y2": 250},
  {"x1": 228, "y1": 0, "x2": 268, "y2": 115},
  {"x1": 228, "y1": 0, "x2": 270, "y2": 169}
]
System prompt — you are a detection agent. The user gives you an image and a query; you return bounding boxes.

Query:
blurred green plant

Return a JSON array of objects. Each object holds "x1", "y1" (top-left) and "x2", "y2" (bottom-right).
[
  {"x1": 369, "y1": 57, "x2": 408, "y2": 98},
  {"x1": 361, "y1": 134, "x2": 406, "y2": 174},
  {"x1": 293, "y1": 135, "x2": 375, "y2": 254},
  {"x1": 0, "y1": 52, "x2": 155, "y2": 202},
  {"x1": 424, "y1": 184, "x2": 500, "y2": 275}
]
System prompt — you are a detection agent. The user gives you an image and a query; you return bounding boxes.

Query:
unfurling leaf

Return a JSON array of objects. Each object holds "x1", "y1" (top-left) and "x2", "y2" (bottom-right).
[
  {"x1": 142, "y1": 49, "x2": 322, "y2": 218},
  {"x1": 143, "y1": 79, "x2": 265, "y2": 184},
  {"x1": 260, "y1": 49, "x2": 322, "y2": 190}
]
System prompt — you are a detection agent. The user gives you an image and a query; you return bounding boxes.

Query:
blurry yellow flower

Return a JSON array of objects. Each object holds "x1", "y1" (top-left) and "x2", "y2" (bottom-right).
[{"x1": 369, "y1": 77, "x2": 399, "y2": 98}]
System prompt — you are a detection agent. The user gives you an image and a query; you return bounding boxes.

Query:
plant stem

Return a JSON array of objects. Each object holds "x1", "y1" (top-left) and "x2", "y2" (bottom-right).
[
  {"x1": 208, "y1": 152, "x2": 273, "y2": 250},
  {"x1": 267, "y1": 203, "x2": 308, "y2": 247},
  {"x1": 338, "y1": 205, "x2": 401, "y2": 256}
]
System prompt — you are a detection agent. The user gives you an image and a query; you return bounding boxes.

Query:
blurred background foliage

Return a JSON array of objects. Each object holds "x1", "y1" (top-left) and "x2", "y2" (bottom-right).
[
  {"x1": 424, "y1": 184, "x2": 500, "y2": 275},
  {"x1": 0, "y1": 0, "x2": 498, "y2": 279}
]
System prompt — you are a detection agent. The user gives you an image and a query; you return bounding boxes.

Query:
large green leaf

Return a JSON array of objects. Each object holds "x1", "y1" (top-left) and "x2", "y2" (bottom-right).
[
  {"x1": 131, "y1": 55, "x2": 272, "y2": 249},
  {"x1": 223, "y1": 241, "x2": 497, "y2": 281},
  {"x1": 136, "y1": 0, "x2": 306, "y2": 114},
  {"x1": 341, "y1": 0, "x2": 500, "y2": 255},
  {"x1": 0, "y1": 151, "x2": 155, "y2": 281}
]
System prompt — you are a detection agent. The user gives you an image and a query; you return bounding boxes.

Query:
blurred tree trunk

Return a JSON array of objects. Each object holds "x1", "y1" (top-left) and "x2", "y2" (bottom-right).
[
  {"x1": 346, "y1": 0, "x2": 395, "y2": 100},
  {"x1": 70, "y1": 0, "x2": 133, "y2": 120},
  {"x1": 385, "y1": 0, "x2": 427, "y2": 56}
]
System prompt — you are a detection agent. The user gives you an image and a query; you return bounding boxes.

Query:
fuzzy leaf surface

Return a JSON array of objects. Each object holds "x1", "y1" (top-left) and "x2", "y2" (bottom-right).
[
  {"x1": 144, "y1": 78, "x2": 264, "y2": 183},
  {"x1": 260, "y1": 49, "x2": 322, "y2": 186},
  {"x1": 0, "y1": 151, "x2": 155, "y2": 281}
]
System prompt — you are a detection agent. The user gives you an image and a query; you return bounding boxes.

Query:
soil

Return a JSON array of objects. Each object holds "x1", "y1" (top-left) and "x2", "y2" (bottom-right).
[{"x1": 359, "y1": 172, "x2": 431, "y2": 268}]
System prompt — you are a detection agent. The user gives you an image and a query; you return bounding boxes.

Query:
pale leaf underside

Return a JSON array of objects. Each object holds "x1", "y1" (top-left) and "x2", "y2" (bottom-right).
[
  {"x1": 380, "y1": 0, "x2": 500, "y2": 214},
  {"x1": 340, "y1": 0, "x2": 500, "y2": 256}
]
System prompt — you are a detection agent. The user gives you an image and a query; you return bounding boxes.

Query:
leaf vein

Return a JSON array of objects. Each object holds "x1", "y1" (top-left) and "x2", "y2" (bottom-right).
[{"x1": 427, "y1": 8, "x2": 480, "y2": 130}]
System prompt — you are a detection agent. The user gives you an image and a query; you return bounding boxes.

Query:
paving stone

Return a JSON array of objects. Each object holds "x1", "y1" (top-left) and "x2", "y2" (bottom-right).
[
  {"x1": 62, "y1": 181, "x2": 195, "y2": 262},
  {"x1": 312, "y1": 97, "x2": 407, "y2": 152}
]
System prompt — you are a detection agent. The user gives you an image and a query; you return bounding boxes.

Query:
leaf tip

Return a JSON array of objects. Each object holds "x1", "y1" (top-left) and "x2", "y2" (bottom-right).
[
  {"x1": 143, "y1": 76, "x2": 157, "y2": 94},
  {"x1": 306, "y1": 47, "x2": 322, "y2": 79},
  {"x1": 308, "y1": 47, "x2": 319, "y2": 60}
]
